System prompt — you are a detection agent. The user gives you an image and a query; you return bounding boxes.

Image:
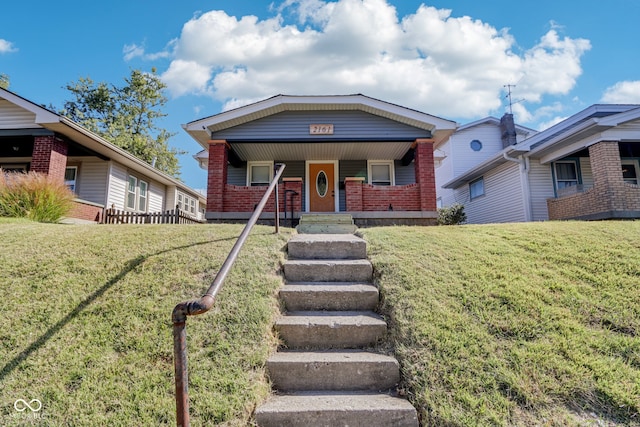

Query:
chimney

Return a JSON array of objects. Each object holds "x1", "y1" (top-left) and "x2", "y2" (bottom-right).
[{"x1": 500, "y1": 113, "x2": 517, "y2": 148}]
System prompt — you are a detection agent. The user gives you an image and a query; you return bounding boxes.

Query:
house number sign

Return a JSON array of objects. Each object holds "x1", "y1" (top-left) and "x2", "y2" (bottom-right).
[{"x1": 309, "y1": 124, "x2": 334, "y2": 135}]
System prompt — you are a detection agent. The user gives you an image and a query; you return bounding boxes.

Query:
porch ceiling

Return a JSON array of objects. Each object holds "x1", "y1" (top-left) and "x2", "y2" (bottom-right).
[{"x1": 229, "y1": 140, "x2": 413, "y2": 161}]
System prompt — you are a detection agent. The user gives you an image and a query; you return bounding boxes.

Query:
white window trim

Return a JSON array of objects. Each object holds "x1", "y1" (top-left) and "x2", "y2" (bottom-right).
[
  {"x1": 621, "y1": 159, "x2": 639, "y2": 185},
  {"x1": 126, "y1": 174, "x2": 149, "y2": 212},
  {"x1": 177, "y1": 191, "x2": 200, "y2": 217},
  {"x1": 367, "y1": 160, "x2": 395, "y2": 186},
  {"x1": 247, "y1": 161, "x2": 274, "y2": 186},
  {"x1": 469, "y1": 176, "x2": 485, "y2": 200}
]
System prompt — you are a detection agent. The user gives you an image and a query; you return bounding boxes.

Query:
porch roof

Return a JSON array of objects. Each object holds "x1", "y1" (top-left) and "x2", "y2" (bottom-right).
[{"x1": 183, "y1": 94, "x2": 457, "y2": 151}]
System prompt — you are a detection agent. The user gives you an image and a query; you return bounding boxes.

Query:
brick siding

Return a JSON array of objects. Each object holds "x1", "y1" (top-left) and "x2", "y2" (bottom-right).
[
  {"x1": 68, "y1": 200, "x2": 104, "y2": 222},
  {"x1": 547, "y1": 141, "x2": 640, "y2": 219},
  {"x1": 31, "y1": 135, "x2": 68, "y2": 182},
  {"x1": 222, "y1": 179, "x2": 303, "y2": 213}
]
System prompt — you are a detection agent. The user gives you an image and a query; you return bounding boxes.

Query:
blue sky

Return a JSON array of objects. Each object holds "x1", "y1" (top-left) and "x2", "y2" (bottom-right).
[{"x1": 2, "y1": 0, "x2": 639, "y2": 191}]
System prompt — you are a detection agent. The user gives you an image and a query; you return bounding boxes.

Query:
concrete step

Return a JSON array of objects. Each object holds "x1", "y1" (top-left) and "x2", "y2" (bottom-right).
[
  {"x1": 296, "y1": 223, "x2": 358, "y2": 234},
  {"x1": 287, "y1": 233, "x2": 367, "y2": 260},
  {"x1": 275, "y1": 311, "x2": 387, "y2": 348},
  {"x1": 266, "y1": 350, "x2": 400, "y2": 391},
  {"x1": 296, "y1": 214, "x2": 357, "y2": 234},
  {"x1": 283, "y1": 259, "x2": 372, "y2": 282},
  {"x1": 280, "y1": 282, "x2": 378, "y2": 311},
  {"x1": 254, "y1": 391, "x2": 419, "y2": 427},
  {"x1": 298, "y1": 214, "x2": 355, "y2": 224}
]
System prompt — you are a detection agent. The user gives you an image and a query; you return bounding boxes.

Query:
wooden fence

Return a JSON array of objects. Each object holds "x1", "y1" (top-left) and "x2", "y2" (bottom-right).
[{"x1": 104, "y1": 206, "x2": 205, "y2": 225}]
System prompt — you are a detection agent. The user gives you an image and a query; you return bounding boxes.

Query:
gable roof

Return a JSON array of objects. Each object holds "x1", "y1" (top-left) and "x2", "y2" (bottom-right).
[
  {"x1": 455, "y1": 116, "x2": 536, "y2": 135},
  {"x1": 0, "y1": 87, "x2": 203, "y2": 200},
  {"x1": 183, "y1": 94, "x2": 458, "y2": 147}
]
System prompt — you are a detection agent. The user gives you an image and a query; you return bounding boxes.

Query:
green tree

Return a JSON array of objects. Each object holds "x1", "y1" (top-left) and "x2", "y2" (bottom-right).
[
  {"x1": 0, "y1": 73, "x2": 9, "y2": 89},
  {"x1": 62, "y1": 69, "x2": 183, "y2": 177}
]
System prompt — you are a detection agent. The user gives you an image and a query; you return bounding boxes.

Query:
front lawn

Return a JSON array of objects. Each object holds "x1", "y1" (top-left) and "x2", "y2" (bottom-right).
[
  {"x1": 362, "y1": 221, "x2": 640, "y2": 426},
  {"x1": 0, "y1": 220, "x2": 290, "y2": 426}
]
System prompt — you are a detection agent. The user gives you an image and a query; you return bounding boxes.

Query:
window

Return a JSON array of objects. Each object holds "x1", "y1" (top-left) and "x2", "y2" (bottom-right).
[
  {"x1": 1, "y1": 163, "x2": 28, "y2": 173},
  {"x1": 247, "y1": 161, "x2": 273, "y2": 186},
  {"x1": 368, "y1": 160, "x2": 394, "y2": 186},
  {"x1": 177, "y1": 191, "x2": 198, "y2": 216},
  {"x1": 622, "y1": 161, "x2": 638, "y2": 185},
  {"x1": 65, "y1": 167, "x2": 78, "y2": 192},
  {"x1": 553, "y1": 161, "x2": 579, "y2": 189},
  {"x1": 126, "y1": 175, "x2": 148, "y2": 212},
  {"x1": 469, "y1": 177, "x2": 484, "y2": 200},
  {"x1": 470, "y1": 139, "x2": 483, "y2": 152}
]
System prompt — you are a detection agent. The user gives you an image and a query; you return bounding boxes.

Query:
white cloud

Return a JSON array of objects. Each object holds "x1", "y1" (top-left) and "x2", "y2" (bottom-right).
[
  {"x1": 159, "y1": 0, "x2": 591, "y2": 121},
  {"x1": 123, "y1": 42, "x2": 172, "y2": 62},
  {"x1": 601, "y1": 81, "x2": 640, "y2": 104},
  {"x1": 123, "y1": 43, "x2": 145, "y2": 61},
  {"x1": 0, "y1": 39, "x2": 17, "y2": 54}
]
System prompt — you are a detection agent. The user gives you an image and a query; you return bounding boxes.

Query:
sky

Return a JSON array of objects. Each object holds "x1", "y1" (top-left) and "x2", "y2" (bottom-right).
[{"x1": 2, "y1": 0, "x2": 640, "y2": 191}]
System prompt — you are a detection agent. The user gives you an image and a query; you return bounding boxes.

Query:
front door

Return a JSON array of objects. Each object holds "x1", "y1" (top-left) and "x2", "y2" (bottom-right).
[{"x1": 309, "y1": 162, "x2": 336, "y2": 212}]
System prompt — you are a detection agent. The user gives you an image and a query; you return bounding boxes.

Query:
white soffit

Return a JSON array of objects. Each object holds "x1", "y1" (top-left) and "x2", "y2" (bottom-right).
[{"x1": 231, "y1": 141, "x2": 412, "y2": 161}]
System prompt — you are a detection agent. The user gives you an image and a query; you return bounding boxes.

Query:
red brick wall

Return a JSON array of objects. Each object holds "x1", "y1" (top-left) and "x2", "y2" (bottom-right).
[
  {"x1": 222, "y1": 179, "x2": 303, "y2": 213},
  {"x1": 362, "y1": 183, "x2": 421, "y2": 211},
  {"x1": 31, "y1": 135, "x2": 68, "y2": 182},
  {"x1": 414, "y1": 139, "x2": 436, "y2": 211},
  {"x1": 345, "y1": 178, "x2": 364, "y2": 211},
  {"x1": 68, "y1": 200, "x2": 104, "y2": 222},
  {"x1": 207, "y1": 141, "x2": 228, "y2": 212},
  {"x1": 547, "y1": 141, "x2": 640, "y2": 219}
]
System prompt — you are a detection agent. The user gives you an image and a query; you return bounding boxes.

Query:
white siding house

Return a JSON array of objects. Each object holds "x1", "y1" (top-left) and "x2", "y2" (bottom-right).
[
  {"x1": 0, "y1": 87, "x2": 206, "y2": 222},
  {"x1": 435, "y1": 115, "x2": 537, "y2": 223},
  {"x1": 437, "y1": 105, "x2": 640, "y2": 223}
]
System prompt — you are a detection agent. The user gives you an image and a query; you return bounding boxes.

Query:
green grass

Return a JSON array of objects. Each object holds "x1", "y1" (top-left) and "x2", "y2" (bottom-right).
[
  {"x1": 360, "y1": 221, "x2": 640, "y2": 426},
  {"x1": 0, "y1": 220, "x2": 291, "y2": 426},
  {"x1": 1, "y1": 220, "x2": 639, "y2": 426}
]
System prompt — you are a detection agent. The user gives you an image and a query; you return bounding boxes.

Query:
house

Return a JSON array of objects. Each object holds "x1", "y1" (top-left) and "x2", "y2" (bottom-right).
[
  {"x1": 438, "y1": 104, "x2": 640, "y2": 223},
  {"x1": 435, "y1": 115, "x2": 537, "y2": 223},
  {"x1": 0, "y1": 87, "x2": 206, "y2": 222},
  {"x1": 184, "y1": 94, "x2": 457, "y2": 226}
]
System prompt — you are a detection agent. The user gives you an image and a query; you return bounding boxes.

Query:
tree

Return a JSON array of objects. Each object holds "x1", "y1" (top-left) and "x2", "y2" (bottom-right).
[
  {"x1": 0, "y1": 74, "x2": 9, "y2": 89},
  {"x1": 62, "y1": 69, "x2": 183, "y2": 177}
]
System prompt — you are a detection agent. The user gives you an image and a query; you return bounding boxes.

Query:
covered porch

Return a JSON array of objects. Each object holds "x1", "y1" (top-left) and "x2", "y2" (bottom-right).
[{"x1": 547, "y1": 141, "x2": 640, "y2": 220}]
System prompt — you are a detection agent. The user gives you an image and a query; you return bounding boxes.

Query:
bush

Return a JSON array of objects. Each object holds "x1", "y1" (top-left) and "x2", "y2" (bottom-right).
[
  {"x1": 437, "y1": 203, "x2": 467, "y2": 225},
  {"x1": 0, "y1": 171, "x2": 74, "y2": 222}
]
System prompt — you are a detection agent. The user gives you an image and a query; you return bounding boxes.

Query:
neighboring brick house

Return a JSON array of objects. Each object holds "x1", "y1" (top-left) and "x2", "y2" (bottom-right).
[
  {"x1": 184, "y1": 94, "x2": 457, "y2": 226},
  {"x1": 0, "y1": 87, "x2": 205, "y2": 222},
  {"x1": 438, "y1": 104, "x2": 640, "y2": 223}
]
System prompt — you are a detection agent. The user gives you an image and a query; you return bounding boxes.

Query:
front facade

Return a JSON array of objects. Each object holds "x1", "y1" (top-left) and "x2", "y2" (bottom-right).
[
  {"x1": 185, "y1": 95, "x2": 457, "y2": 226},
  {"x1": 0, "y1": 88, "x2": 205, "y2": 222},
  {"x1": 439, "y1": 105, "x2": 640, "y2": 223}
]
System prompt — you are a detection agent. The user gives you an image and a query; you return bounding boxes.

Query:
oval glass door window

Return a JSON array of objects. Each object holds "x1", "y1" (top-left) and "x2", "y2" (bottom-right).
[{"x1": 316, "y1": 171, "x2": 328, "y2": 197}]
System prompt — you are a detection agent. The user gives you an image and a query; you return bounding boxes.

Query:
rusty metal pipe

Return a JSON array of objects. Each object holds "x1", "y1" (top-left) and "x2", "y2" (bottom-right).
[{"x1": 172, "y1": 163, "x2": 285, "y2": 427}]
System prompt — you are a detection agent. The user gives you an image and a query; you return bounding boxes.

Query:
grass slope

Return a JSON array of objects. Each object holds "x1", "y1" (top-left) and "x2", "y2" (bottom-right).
[
  {"x1": 0, "y1": 219, "x2": 290, "y2": 426},
  {"x1": 1, "y1": 220, "x2": 639, "y2": 426},
  {"x1": 361, "y1": 221, "x2": 640, "y2": 426}
]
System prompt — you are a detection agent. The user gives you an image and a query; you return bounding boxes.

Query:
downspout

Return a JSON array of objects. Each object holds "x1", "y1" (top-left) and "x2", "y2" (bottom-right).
[{"x1": 503, "y1": 152, "x2": 533, "y2": 222}]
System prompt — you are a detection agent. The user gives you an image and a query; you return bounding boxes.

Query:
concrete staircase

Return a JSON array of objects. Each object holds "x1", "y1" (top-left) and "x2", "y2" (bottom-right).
[{"x1": 254, "y1": 224, "x2": 418, "y2": 426}]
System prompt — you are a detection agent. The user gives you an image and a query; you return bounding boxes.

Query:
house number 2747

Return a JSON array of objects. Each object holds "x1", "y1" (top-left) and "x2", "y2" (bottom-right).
[{"x1": 309, "y1": 124, "x2": 334, "y2": 135}]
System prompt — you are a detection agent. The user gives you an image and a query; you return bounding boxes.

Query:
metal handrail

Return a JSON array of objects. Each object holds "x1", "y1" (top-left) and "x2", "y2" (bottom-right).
[{"x1": 171, "y1": 163, "x2": 285, "y2": 427}]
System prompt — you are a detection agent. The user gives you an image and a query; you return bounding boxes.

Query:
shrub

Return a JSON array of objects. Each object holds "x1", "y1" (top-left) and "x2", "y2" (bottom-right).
[
  {"x1": 437, "y1": 203, "x2": 467, "y2": 225},
  {"x1": 0, "y1": 171, "x2": 74, "y2": 222}
]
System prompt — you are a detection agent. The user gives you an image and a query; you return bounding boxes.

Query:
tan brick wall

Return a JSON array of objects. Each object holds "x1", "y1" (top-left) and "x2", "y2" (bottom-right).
[{"x1": 547, "y1": 141, "x2": 640, "y2": 219}]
